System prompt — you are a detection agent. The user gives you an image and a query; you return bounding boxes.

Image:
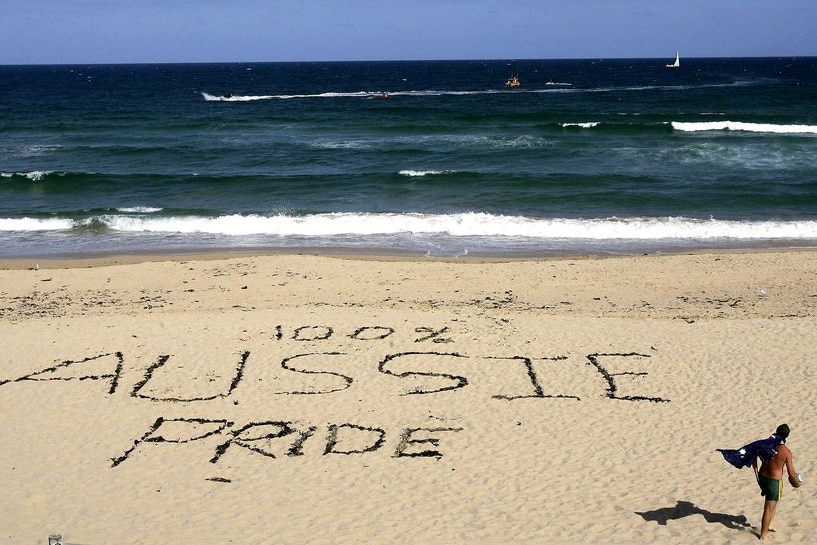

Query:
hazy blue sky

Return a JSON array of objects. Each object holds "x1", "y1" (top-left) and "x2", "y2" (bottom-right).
[{"x1": 2, "y1": 0, "x2": 815, "y2": 65}]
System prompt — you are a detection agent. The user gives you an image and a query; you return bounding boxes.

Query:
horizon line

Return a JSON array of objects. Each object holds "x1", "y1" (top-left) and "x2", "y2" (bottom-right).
[{"x1": 2, "y1": 54, "x2": 816, "y2": 68}]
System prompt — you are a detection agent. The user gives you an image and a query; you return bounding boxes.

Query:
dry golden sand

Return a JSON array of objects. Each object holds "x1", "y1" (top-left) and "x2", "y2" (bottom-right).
[{"x1": 1, "y1": 250, "x2": 815, "y2": 545}]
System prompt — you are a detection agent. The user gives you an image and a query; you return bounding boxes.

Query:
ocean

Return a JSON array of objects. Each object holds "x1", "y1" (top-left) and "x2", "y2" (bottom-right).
[{"x1": 1, "y1": 57, "x2": 816, "y2": 258}]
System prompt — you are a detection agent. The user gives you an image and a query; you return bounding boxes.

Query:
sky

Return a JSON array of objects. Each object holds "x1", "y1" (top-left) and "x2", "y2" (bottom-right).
[{"x1": 2, "y1": 0, "x2": 815, "y2": 65}]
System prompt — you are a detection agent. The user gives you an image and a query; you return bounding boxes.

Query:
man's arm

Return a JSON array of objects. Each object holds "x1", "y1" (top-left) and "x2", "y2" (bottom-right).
[{"x1": 784, "y1": 447, "x2": 802, "y2": 488}]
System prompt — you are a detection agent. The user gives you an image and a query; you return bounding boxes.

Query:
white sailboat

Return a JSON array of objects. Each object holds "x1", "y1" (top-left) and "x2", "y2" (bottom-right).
[{"x1": 666, "y1": 50, "x2": 680, "y2": 68}]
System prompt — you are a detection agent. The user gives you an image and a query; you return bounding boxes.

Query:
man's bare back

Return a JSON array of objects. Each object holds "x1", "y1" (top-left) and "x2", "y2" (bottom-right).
[{"x1": 759, "y1": 443, "x2": 795, "y2": 481}]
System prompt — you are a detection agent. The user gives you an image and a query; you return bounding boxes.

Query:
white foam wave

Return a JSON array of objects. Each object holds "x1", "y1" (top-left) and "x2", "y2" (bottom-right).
[
  {"x1": 0, "y1": 170, "x2": 54, "y2": 181},
  {"x1": 398, "y1": 170, "x2": 451, "y2": 177},
  {"x1": 83, "y1": 213, "x2": 817, "y2": 240},
  {"x1": 672, "y1": 121, "x2": 817, "y2": 135},
  {"x1": 116, "y1": 207, "x2": 164, "y2": 213},
  {"x1": 560, "y1": 122, "x2": 600, "y2": 129},
  {"x1": 4, "y1": 213, "x2": 817, "y2": 241},
  {"x1": 0, "y1": 217, "x2": 74, "y2": 231}
]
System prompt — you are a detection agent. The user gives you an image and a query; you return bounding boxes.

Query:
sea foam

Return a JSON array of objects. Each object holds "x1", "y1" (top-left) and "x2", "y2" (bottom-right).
[
  {"x1": 0, "y1": 217, "x2": 74, "y2": 231},
  {"x1": 672, "y1": 121, "x2": 817, "y2": 134},
  {"x1": 116, "y1": 207, "x2": 164, "y2": 214},
  {"x1": 0, "y1": 171, "x2": 54, "y2": 181},
  {"x1": 10, "y1": 212, "x2": 808, "y2": 241},
  {"x1": 398, "y1": 170, "x2": 451, "y2": 177},
  {"x1": 560, "y1": 122, "x2": 600, "y2": 128}
]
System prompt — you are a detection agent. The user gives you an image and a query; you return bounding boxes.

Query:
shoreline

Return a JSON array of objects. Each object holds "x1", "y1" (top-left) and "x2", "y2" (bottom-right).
[{"x1": 2, "y1": 242, "x2": 815, "y2": 271}]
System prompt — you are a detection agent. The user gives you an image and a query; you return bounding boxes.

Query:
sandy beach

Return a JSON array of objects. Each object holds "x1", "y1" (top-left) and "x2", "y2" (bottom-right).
[{"x1": 1, "y1": 250, "x2": 815, "y2": 545}]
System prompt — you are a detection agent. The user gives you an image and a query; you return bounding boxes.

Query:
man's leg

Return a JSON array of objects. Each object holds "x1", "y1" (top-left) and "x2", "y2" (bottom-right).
[{"x1": 760, "y1": 499, "x2": 778, "y2": 540}]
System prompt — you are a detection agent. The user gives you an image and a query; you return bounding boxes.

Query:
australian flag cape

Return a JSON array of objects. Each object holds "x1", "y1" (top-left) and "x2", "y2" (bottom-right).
[{"x1": 717, "y1": 434, "x2": 785, "y2": 469}]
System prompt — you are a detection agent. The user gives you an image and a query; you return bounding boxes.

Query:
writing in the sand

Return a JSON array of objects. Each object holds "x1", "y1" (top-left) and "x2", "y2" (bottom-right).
[
  {"x1": 0, "y1": 348, "x2": 667, "y2": 403},
  {"x1": 111, "y1": 418, "x2": 464, "y2": 467},
  {"x1": 0, "y1": 323, "x2": 669, "y2": 466}
]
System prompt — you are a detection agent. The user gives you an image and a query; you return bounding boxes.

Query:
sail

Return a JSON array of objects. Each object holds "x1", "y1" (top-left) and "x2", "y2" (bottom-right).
[{"x1": 666, "y1": 51, "x2": 680, "y2": 68}]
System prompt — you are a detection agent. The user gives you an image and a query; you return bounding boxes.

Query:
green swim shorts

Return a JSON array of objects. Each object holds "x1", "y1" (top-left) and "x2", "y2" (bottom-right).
[{"x1": 759, "y1": 474, "x2": 782, "y2": 501}]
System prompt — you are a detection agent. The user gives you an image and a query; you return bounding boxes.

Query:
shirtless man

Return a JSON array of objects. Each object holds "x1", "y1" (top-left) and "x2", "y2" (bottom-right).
[{"x1": 752, "y1": 424, "x2": 802, "y2": 540}]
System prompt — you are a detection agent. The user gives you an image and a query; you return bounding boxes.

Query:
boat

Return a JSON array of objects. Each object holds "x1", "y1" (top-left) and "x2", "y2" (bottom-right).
[
  {"x1": 504, "y1": 75, "x2": 521, "y2": 87},
  {"x1": 666, "y1": 50, "x2": 680, "y2": 68}
]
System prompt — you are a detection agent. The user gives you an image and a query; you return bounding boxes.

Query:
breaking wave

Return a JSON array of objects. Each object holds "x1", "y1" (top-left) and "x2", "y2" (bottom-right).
[
  {"x1": 672, "y1": 121, "x2": 817, "y2": 135},
  {"x1": 3, "y1": 212, "x2": 817, "y2": 241}
]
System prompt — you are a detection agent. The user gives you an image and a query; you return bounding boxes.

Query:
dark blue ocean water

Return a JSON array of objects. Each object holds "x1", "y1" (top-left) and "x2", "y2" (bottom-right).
[{"x1": 1, "y1": 57, "x2": 816, "y2": 258}]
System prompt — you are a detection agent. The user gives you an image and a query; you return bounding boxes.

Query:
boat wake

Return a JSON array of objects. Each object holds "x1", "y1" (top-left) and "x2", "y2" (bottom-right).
[{"x1": 200, "y1": 87, "x2": 575, "y2": 102}]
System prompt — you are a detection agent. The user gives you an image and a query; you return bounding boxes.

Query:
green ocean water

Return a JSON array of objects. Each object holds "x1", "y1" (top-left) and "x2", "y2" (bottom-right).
[{"x1": 1, "y1": 57, "x2": 816, "y2": 257}]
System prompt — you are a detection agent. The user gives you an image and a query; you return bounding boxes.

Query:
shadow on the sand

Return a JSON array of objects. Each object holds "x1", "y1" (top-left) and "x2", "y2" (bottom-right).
[{"x1": 636, "y1": 500, "x2": 752, "y2": 531}]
